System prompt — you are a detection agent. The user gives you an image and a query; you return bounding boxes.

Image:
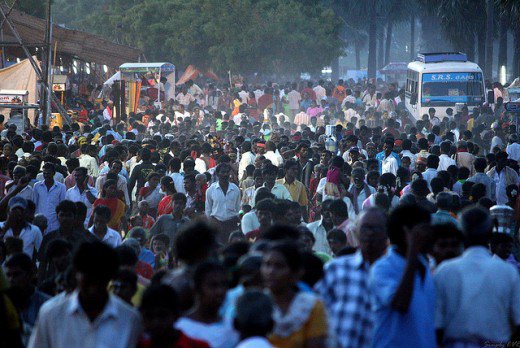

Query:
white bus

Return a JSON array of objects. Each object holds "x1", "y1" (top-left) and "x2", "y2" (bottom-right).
[{"x1": 405, "y1": 52, "x2": 485, "y2": 120}]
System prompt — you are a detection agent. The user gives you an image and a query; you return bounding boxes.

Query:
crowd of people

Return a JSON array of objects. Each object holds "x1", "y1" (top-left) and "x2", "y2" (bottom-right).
[{"x1": 0, "y1": 75, "x2": 520, "y2": 347}]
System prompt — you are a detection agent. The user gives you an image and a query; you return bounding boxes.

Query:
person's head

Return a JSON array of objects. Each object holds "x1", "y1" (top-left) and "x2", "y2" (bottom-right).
[
  {"x1": 74, "y1": 241, "x2": 119, "y2": 300},
  {"x1": 430, "y1": 223, "x2": 464, "y2": 266},
  {"x1": 55, "y1": 200, "x2": 77, "y2": 230},
  {"x1": 193, "y1": 261, "x2": 228, "y2": 313},
  {"x1": 151, "y1": 234, "x2": 170, "y2": 254},
  {"x1": 473, "y1": 157, "x2": 487, "y2": 173},
  {"x1": 426, "y1": 155, "x2": 439, "y2": 169},
  {"x1": 174, "y1": 221, "x2": 217, "y2": 265},
  {"x1": 459, "y1": 207, "x2": 493, "y2": 247},
  {"x1": 43, "y1": 239, "x2": 71, "y2": 277},
  {"x1": 262, "y1": 164, "x2": 278, "y2": 187},
  {"x1": 73, "y1": 167, "x2": 88, "y2": 186},
  {"x1": 496, "y1": 151, "x2": 508, "y2": 171},
  {"x1": 92, "y1": 205, "x2": 112, "y2": 231},
  {"x1": 42, "y1": 162, "x2": 56, "y2": 181},
  {"x1": 388, "y1": 204, "x2": 431, "y2": 252},
  {"x1": 353, "y1": 207, "x2": 388, "y2": 263},
  {"x1": 436, "y1": 192, "x2": 453, "y2": 211},
  {"x1": 137, "y1": 200, "x2": 150, "y2": 215},
  {"x1": 140, "y1": 284, "x2": 180, "y2": 337},
  {"x1": 329, "y1": 199, "x2": 348, "y2": 226},
  {"x1": 261, "y1": 241, "x2": 302, "y2": 295},
  {"x1": 411, "y1": 178, "x2": 430, "y2": 198},
  {"x1": 4, "y1": 252, "x2": 34, "y2": 291},
  {"x1": 490, "y1": 233, "x2": 514, "y2": 260},
  {"x1": 171, "y1": 192, "x2": 187, "y2": 216},
  {"x1": 255, "y1": 198, "x2": 273, "y2": 228},
  {"x1": 33, "y1": 213, "x2": 48, "y2": 235},
  {"x1": 215, "y1": 162, "x2": 231, "y2": 184},
  {"x1": 102, "y1": 179, "x2": 118, "y2": 198},
  {"x1": 111, "y1": 269, "x2": 138, "y2": 305},
  {"x1": 234, "y1": 290, "x2": 274, "y2": 339},
  {"x1": 7, "y1": 196, "x2": 27, "y2": 228},
  {"x1": 327, "y1": 229, "x2": 347, "y2": 255},
  {"x1": 284, "y1": 159, "x2": 299, "y2": 181},
  {"x1": 351, "y1": 168, "x2": 366, "y2": 189}
]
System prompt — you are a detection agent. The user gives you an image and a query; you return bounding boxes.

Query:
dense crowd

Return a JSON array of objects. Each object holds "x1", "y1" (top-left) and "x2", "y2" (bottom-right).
[{"x1": 0, "y1": 76, "x2": 520, "y2": 348}]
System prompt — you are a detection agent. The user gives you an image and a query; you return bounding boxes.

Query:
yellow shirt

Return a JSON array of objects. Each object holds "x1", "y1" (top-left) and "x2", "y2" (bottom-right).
[
  {"x1": 277, "y1": 178, "x2": 308, "y2": 206},
  {"x1": 269, "y1": 299, "x2": 327, "y2": 348}
]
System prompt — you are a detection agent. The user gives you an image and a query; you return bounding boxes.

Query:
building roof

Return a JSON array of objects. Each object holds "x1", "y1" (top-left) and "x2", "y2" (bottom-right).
[{"x1": 1, "y1": 6, "x2": 142, "y2": 68}]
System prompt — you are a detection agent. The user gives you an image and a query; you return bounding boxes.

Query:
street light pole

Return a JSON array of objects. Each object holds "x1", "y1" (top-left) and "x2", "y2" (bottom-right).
[{"x1": 42, "y1": 0, "x2": 52, "y2": 126}]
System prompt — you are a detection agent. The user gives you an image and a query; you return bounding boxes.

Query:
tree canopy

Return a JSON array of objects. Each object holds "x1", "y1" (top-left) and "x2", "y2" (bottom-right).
[{"x1": 50, "y1": 0, "x2": 343, "y2": 76}]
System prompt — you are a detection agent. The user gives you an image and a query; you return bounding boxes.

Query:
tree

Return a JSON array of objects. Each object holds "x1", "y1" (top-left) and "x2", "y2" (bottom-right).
[{"x1": 50, "y1": 0, "x2": 343, "y2": 76}]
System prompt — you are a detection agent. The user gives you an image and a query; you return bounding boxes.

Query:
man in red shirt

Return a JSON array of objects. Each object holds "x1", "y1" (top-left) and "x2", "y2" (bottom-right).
[
  {"x1": 301, "y1": 81, "x2": 317, "y2": 102},
  {"x1": 257, "y1": 88, "x2": 273, "y2": 112}
]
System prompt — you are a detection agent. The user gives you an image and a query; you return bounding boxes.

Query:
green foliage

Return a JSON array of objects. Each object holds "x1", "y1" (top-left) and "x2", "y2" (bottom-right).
[{"x1": 50, "y1": 0, "x2": 343, "y2": 75}]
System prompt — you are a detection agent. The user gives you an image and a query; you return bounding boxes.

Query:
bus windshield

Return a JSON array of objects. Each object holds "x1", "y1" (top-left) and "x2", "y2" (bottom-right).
[{"x1": 421, "y1": 72, "x2": 483, "y2": 106}]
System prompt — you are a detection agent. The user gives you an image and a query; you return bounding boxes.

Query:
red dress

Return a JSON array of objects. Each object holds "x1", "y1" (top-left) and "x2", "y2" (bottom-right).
[
  {"x1": 157, "y1": 195, "x2": 173, "y2": 217},
  {"x1": 138, "y1": 331, "x2": 210, "y2": 348}
]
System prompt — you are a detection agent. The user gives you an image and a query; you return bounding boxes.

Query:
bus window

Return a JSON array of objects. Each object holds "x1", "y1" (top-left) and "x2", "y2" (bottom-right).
[{"x1": 421, "y1": 72, "x2": 483, "y2": 106}]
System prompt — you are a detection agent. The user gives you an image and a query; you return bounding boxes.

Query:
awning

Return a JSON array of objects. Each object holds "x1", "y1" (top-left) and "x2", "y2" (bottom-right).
[
  {"x1": 177, "y1": 65, "x2": 219, "y2": 85},
  {"x1": 1, "y1": 6, "x2": 142, "y2": 68},
  {"x1": 380, "y1": 62, "x2": 408, "y2": 75}
]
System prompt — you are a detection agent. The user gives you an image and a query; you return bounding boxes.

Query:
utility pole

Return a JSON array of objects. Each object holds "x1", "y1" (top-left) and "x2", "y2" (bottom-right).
[
  {"x1": 42, "y1": 0, "x2": 52, "y2": 125},
  {"x1": 485, "y1": 0, "x2": 494, "y2": 80}
]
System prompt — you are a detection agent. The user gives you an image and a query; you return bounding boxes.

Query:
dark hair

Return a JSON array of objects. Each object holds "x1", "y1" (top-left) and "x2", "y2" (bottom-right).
[
  {"x1": 174, "y1": 221, "x2": 217, "y2": 264},
  {"x1": 327, "y1": 228, "x2": 347, "y2": 244},
  {"x1": 284, "y1": 159, "x2": 298, "y2": 171},
  {"x1": 116, "y1": 245, "x2": 138, "y2": 267},
  {"x1": 261, "y1": 224, "x2": 300, "y2": 241},
  {"x1": 46, "y1": 239, "x2": 73, "y2": 260},
  {"x1": 140, "y1": 284, "x2": 179, "y2": 314},
  {"x1": 301, "y1": 252, "x2": 324, "y2": 287},
  {"x1": 193, "y1": 260, "x2": 226, "y2": 290},
  {"x1": 387, "y1": 204, "x2": 431, "y2": 249},
  {"x1": 329, "y1": 199, "x2": 348, "y2": 219},
  {"x1": 5, "y1": 252, "x2": 33, "y2": 272},
  {"x1": 266, "y1": 241, "x2": 303, "y2": 272},
  {"x1": 55, "y1": 200, "x2": 77, "y2": 215},
  {"x1": 73, "y1": 241, "x2": 119, "y2": 281},
  {"x1": 93, "y1": 205, "x2": 112, "y2": 220}
]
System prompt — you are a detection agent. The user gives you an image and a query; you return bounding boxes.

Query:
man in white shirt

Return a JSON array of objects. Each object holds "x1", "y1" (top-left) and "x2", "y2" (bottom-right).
[
  {"x1": 6, "y1": 165, "x2": 33, "y2": 202},
  {"x1": 254, "y1": 164, "x2": 292, "y2": 202},
  {"x1": 78, "y1": 144, "x2": 99, "y2": 179},
  {"x1": 313, "y1": 80, "x2": 327, "y2": 103},
  {"x1": 437, "y1": 141, "x2": 456, "y2": 171},
  {"x1": 434, "y1": 207, "x2": 520, "y2": 347},
  {"x1": 287, "y1": 84, "x2": 302, "y2": 119},
  {"x1": 65, "y1": 167, "x2": 99, "y2": 226},
  {"x1": 400, "y1": 139, "x2": 417, "y2": 171},
  {"x1": 1, "y1": 197, "x2": 42, "y2": 258},
  {"x1": 205, "y1": 163, "x2": 241, "y2": 243},
  {"x1": 29, "y1": 241, "x2": 142, "y2": 348},
  {"x1": 88, "y1": 205, "x2": 122, "y2": 248},
  {"x1": 422, "y1": 155, "x2": 439, "y2": 188},
  {"x1": 238, "y1": 141, "x2": 256, "y2": 181},
  {"x1": 263, "y1": 141, "x2": 283, "y2": 167},
  {"x1": 238, "y1": 87, "x2": 249, "y2": 104},
  {"x1": 506, "y1": 134, "x2": 520, "y2": 162},
  {"x1": 306, "y1": 199, "x2": 334, "y2": 255},
  {"x1": 33, "y1": 163, "x2": 66, "y2": 232}
]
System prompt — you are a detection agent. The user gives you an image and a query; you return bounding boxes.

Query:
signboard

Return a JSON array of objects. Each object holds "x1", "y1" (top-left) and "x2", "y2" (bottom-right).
[
  {"x1": 505, "y1": 102, "x2": 520, "y2": 112},
  {"x1": 0, "y1": 94, "x2": 23, "y2": 104},
  {"x1": 422, "y1": 72, "x2": 482, "y2": 82},
  {"x1": 53, "y1": 83, "x2": 66, "y2": 92}
]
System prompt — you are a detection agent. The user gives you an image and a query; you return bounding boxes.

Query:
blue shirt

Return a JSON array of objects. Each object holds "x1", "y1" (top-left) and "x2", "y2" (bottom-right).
[
  {"x1": 138, "y1": 248, "x2": 155, "y2": 268},
  {"x1": 375, "y1": 151, "x2": 401, "y2": 174},
  {"x1": 368, "y1": 247, "x2": 436, "y2": 348}
]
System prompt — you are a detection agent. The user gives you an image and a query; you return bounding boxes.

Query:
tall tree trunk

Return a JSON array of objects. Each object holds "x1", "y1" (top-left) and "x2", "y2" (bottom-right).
[
  {"x1": 378, "y1": 25, "x2": 384, "y2": 69},
  {"x1": 419, "y1": 15, "x2": 444, "y2": 52},
  {"x1": 367, "y1": 0, "x2": 377, "y2": 79},
  {"x1": 331, "y1": 57, "x2": 340, "y2": 81},
  {"x1": 497, "y1": 14, "x2": 508, "y2": 79},
  {"x1": 514, "y1": 26, "x2": 520, "y2": 78},
  {"x1": 477, "y1": 27, "x2": 486, "y2": 67},
  {"x1": 466, "y1": 34, "x2": 476, "y2": 62},
  {"x1": 385, "y1": 21, "x2": 393, "y2": 66},
  {"x1": 410, "y1": 14, "x2": 415, "y2": 60},
  {"x1": 355, "y1": 40, "x2": 361, "y2": 70},
  {"x1": 485, "y1": 0, "x2": 494, "y2": 79}
]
